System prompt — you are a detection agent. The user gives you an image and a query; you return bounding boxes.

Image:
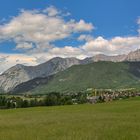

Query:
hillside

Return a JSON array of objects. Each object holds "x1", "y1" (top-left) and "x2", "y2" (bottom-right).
[{"x1": 12, "y1": 61, "x2": 140, "y2": 94}]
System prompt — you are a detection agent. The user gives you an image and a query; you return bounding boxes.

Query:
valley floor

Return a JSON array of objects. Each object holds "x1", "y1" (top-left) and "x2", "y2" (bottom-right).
[{"x1": 0, "y1": 97, "x2": 140, "y2": 140}]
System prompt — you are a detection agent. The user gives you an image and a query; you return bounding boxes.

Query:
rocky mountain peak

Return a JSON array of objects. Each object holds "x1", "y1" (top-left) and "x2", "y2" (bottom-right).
[
  {"x1": 0, "y1": 57, "x2": 82, "y2": 92},
  {"x1": 125, "y1": 49, "x2": 140, "y2": 61}
]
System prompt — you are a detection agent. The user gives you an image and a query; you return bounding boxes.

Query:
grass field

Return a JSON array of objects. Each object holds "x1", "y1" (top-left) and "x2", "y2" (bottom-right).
[{"x1": 0, "y1": 97, "x2": 140, "y2": 140}]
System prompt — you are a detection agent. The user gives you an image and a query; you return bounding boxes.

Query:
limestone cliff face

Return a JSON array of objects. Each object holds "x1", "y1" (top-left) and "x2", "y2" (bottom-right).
[
  {"x1": 83, "y1": 49, "x2": 140, "y2": 63},
  {"x1": 83, "y1": 54, "x2": 126, "y2": 63},
  {"x1": 125, "y1": 50, "x2": 140, "y2": 61},
  {"x1": 0, "y1": 57, "x2": 81, "y2": 92},
  {"x1": 0, "y1": 65, "x2": 28, "y2": 92}
]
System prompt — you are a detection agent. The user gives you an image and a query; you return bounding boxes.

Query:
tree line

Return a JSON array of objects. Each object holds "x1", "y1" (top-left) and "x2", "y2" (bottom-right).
[
  {"x1": 0, "y1": 92, "x2": 87, "y2": 109},
  {"x1": 0, "y1": 90, "x2": 140, "y2": 109}
]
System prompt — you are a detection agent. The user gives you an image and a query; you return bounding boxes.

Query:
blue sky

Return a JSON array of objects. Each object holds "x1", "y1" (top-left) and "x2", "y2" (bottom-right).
[
  {"x1": 0, "y1": 0, "x2": 139, "y2": 37},
  {"x1": 0, "y1": 0, "x2": 140, "y2": 72}
]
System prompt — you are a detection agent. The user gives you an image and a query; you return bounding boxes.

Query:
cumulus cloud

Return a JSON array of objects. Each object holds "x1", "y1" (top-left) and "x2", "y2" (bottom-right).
[
  {"x1": 0, "y1": 6, "x2": 93, "y2": 52},
  {"x1": 78, "y1": 34, "x2": 93, "y2": 41},
  {"x1": 15, "y1": 42, "x2": 34, "y2": 50},
  {"x1": 138, "y1": 18, "x2": 140, "y2": 24},
  {"x1": 43, "y1": 6, "x2": 60, "y2": 16},
  {"x1": 0, "y1": 53, "x2": 38, "y2": 73},
  {"x1": 137, "y1": 17, "x2": 140, "y2": 34},
  {"x1": 47, "y1": 46, "x2": 86, "y2": 59},
  {"x1": 81, "y1": 36, "x2": 140, "y2": 56}
]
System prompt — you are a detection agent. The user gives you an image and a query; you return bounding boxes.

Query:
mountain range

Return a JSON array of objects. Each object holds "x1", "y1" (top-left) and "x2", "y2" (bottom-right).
[{"x1": 1, "y1": 49, "x2": 140, "y2": 94}]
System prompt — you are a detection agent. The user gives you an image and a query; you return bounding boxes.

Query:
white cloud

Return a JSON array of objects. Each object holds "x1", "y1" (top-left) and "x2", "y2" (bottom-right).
[
  {"x1": 78, "y1": 34, "x2": 93, "y2": 41},
  {"x1": 0, "y1": 53, "x2": 38, "y2": 73},
  {"x1": 82, "y1": 36, "x2": 140, "y2": 56},
  {"x1": 72, "y1": 20, "x2": 93, "y2": 32},
  {"x1": 0, "y1": 6, "x2": 93, "y2": 52},
  {"x1": 47, "y1": 46, "x2": 86, "y2": 59},
  {"x1": 16, "y1": 42, "x2": 33, "y2": 50},
  {"x1": 43, "y1": 6, "x2": 60, "y2": 16},
  {"x1": 137, "y1": 17, "x2": 140, "y2": 34},
  {"x1": 138, "y1": 18, "x2": 140, "y2": 24}
]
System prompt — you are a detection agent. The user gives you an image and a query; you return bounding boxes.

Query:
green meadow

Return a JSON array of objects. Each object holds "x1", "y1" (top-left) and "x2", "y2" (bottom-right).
[
  {"x1": 0, "y1": 97, "x2": 140, "y2": 140},
  {"x1": 29, "y1": 62, "x2": 140, "y2": 94}
]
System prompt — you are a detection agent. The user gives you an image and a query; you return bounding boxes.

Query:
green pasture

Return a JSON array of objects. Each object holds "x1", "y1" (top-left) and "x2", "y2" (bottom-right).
[{"x1": 0, "y1": 97, "x2": 140, "y2": 140}]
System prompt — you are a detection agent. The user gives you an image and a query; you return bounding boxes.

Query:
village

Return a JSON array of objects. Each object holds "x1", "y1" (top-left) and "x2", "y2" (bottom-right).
[{"x1": 87, "y1": 90, "x2": 140, "y2": 104}]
